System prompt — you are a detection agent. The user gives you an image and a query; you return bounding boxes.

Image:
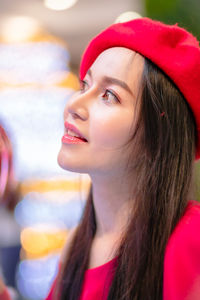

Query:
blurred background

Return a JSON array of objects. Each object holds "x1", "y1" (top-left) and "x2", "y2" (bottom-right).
[{"x1": 0, "y1": 0, "x2": 199, "y2": 299}]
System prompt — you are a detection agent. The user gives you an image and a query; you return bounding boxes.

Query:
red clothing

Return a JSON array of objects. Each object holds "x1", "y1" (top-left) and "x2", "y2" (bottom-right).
[
  {"x1": 163, "y1": 200, "x2": 200, "y2": 300},
  {"x1": 0, "y1": 289, "x2": 11, "y2": 300},
  {"x1": 1, "y1": 201, "x2": 200, "y2": 300},
  {"x1": 46, "y1": 258, "x2": 117, "y2": 300},
  {"x1": 46, "y1": 200, "x2": 200, "y2": 300},
  {"x1": 79, "y1": 258, "x2": 117, "y2": 300}
]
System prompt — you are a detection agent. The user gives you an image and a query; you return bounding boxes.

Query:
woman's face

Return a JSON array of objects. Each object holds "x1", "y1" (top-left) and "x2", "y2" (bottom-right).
[{"x1": 58, "y1": 47, "x2": 144, "y2": 177}]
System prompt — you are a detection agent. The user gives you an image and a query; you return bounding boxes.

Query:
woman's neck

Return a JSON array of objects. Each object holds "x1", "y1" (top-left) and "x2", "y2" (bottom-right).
[{"x1": 90, "y1": 173, "x2": 134, "y2": 238}]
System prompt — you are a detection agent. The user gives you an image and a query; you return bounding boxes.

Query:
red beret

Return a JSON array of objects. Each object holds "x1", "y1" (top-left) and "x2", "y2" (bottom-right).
[{"x1": 79, "y1": 18, "x2": 200, "y2": 160}]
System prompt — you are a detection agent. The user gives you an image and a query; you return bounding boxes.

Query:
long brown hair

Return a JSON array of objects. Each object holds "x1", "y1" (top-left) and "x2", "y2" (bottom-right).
[{"x1": 59, "y1": 57, "x2": 196, "y2": 300}]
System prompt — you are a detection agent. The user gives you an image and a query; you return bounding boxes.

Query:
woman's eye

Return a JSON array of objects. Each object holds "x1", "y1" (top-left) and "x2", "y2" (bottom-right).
[
  {"x1": 101, "y1": 90, "x2": 119, "y2": 104},
  {"x1": 79, "y1": 80, "x2": 88, "y2": 93}
]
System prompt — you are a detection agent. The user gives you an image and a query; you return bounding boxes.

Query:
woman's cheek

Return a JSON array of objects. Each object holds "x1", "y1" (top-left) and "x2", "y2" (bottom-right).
[{"x1": 90, "y1": 115, "x2": 132, "y2": 149}]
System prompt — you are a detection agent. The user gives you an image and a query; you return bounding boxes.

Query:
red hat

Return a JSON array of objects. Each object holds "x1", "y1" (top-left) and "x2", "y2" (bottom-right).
[{"x1": 80, "y1": 18, "x2": 200, "y2": 160}]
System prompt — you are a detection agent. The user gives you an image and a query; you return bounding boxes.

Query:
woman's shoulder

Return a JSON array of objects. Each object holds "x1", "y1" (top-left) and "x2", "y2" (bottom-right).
[
  {"x1": 163, "y1": 200, "x2": 200, "y2": 300},
  {"x1": 171, "y1": 200, "x2": 200, "y2": 239},
  {"x1": 165, "y1": 200, "x2": 200, "y2": 252},
  {"x1": 178, "y1": 200, "x2": 200, "y2": 225}
]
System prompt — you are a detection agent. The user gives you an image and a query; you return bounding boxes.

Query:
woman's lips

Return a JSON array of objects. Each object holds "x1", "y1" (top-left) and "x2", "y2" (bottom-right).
[
  {"x1": 62, "y1": 134, "x2": 87, "y2": 144},
  {"x1": 62, "y1": 121, "x2": 88, "y2": 144}
]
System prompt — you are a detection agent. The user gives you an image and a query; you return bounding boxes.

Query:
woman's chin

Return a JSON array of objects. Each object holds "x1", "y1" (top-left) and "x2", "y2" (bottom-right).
[{"x1": 57, "y1": 149, "x2": 87, "y2": 173}]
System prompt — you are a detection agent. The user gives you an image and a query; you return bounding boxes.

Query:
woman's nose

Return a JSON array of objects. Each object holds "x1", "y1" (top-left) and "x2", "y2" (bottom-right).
[{"x1": 64, "y1": 92, "x2": 89, "y2": 121}]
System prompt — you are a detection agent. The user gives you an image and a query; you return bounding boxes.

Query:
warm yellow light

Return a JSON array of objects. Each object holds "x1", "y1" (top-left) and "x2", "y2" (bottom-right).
[
  {"x1": 20, "y1": 177, "x2": 91, "y2": 195},
  {"x1": 1, "y1": 16, "x2": 41, "y2": 43},
  {"x1": 44, "y1": 0, "x2": 78, "y2": 11},
  {"x1": 115, "y1": 11, "x2": 142, "y2": 23},
  {"x1": 21, "y1": 227, "x2": 68, "y2": 256}
]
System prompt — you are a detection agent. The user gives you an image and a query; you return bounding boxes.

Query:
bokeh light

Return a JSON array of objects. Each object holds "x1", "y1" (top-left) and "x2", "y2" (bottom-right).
[
  {"x1": 44, "y1": 0, "x2": 78, "y2": 11},
  {"x1": 115, "y1": 11, "x2": 142, "y2": 23},
  {"x1": 0, "y1": 17, "x2": 41, "y2": 43}
]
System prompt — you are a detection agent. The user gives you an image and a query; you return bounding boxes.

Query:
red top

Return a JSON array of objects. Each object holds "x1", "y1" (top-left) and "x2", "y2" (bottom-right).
[
  {"x1": 1, "y1": 201, "x2": 200, "y2": 300},
  {"x1": 79, "y1": 257, "x2": 117, "y2": 300},
  {"x1": 46, "y1": 200, "x2": 200, "y2": 300},
  {"x1": 163, "y1": 200, "x2": 200, "y2": 300},
  {"x1": 45, "y1": 257, "x2": 117, "y2": 300}
]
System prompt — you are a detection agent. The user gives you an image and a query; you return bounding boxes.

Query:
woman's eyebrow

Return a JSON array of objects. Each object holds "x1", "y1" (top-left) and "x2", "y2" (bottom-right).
[{"x1": 87, "y1": 69, "x2": 134, "y2": 97}]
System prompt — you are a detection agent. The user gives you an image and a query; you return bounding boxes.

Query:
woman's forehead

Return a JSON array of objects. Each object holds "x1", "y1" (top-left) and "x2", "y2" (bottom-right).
[{"x1": 89, "y1": 47, "x2": 144, "y2": 88}]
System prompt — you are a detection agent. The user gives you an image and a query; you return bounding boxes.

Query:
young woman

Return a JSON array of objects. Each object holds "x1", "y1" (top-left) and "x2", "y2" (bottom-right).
[
  {"x1": 1, "y1": 17, "x2": 200, "y2": 300},
  {"x1": 51, "y1": 17, "x2": 200, "y2": 300}
]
